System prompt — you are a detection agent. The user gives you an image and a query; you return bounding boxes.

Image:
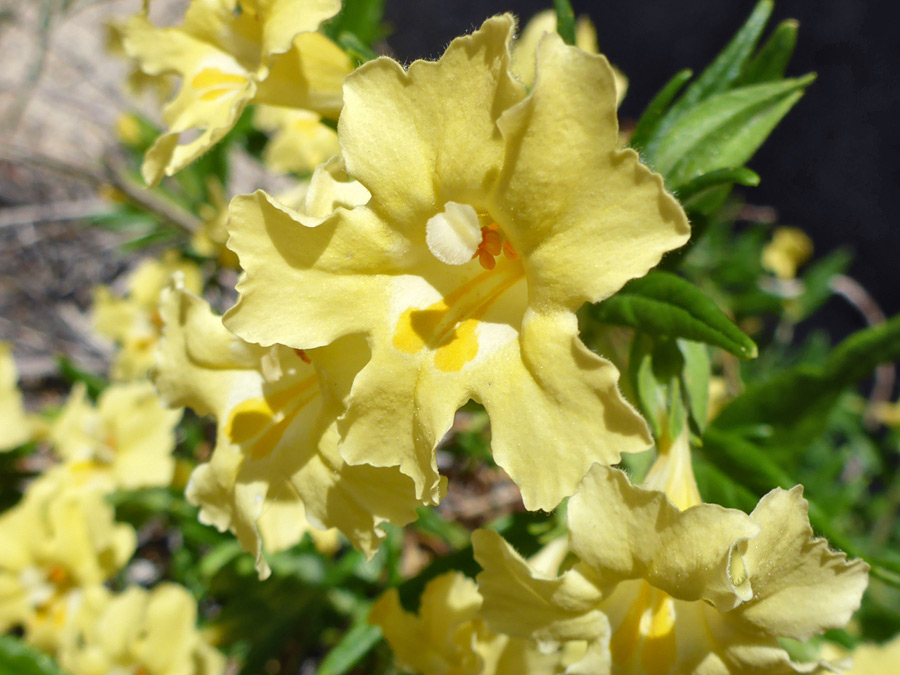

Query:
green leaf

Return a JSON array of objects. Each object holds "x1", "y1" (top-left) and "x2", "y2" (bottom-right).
[
  {"x1": 660, "y1": 1, "x2": 773, "y2": 126},
  {"x1": 678, "y1": 340, "x2": 711, "y2": 433},
  {"x1": 714, "y1": 314, "x2": 900, "y2": 437},
  {"x1": 827, "y1": 314, "x2": 900, "y2": 384},
  {"x1": 591, "y1": 271, "x2": 758, "y2": 358},
  {"x1": 318, "y1": 620, "x2": 382, "y2": 675},
  {"x1": 737, "y1": 19, "x2": 799, "y2": 85},
  {"x1": 553, "y1": 0, "x2": 576, "y2": 45},
  {"x1": 0, "y1": 635, "x2": 64, "y2": 675},
  {"x1": 652, "y1": 75, "x2": 814, "y2": 187},
  {"x1": 629, "y1": 69, "x2": 692, "y2": 154},
  {"x1": 673, "y1": 166, "x2": 760, "y2": 203}
]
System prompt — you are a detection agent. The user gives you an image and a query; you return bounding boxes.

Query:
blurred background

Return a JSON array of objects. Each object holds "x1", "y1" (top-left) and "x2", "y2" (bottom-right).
[{"x1": 1, "y1": 0, "x2": 897, "y2": 373}]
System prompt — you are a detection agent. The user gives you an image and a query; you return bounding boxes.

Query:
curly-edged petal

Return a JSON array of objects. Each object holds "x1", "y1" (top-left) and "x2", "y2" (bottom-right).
[
  {"x1": 247, "y1": 0, "x2": 341, "y2": 58},
  {"x1": 122, "y1": 14, "x2": 227, "y2": 78},
  {"x1": 473, "y1": 310, "x2": 651, "y2": 511},
  {"x1": 255, "y1": 106, "x2": 340, "y2": 174},
  {"x1": 143, "y1": 79, "x2": 253, "y2": 185},
  {"x1": 569, "y1": 465, "x2": 760, "y2": 610},
  {"x1": 337, "y1": 337, "x2": 465, "y2": 504},
  {"x1": 370, "y1": 572, "x2": 484, "y2": 675},
  {"x1": 474, "y1": 529, "x2": 608, "y2": 646},
  {"x1": 732, "y1": 487, "x2": 869, "y2": 641},
  {"x1": 257, "y1": 32, "x2": 353, "y2": 117},
  {"x1": 493, "y1": 33, "x2": 689, "y2": 310},
  {"x1": 224, "y1": 191, "x2": 402, "y2": 349},
  {"x1": 154, "y1": 279, "x2": 268, "y2": 418},
  {"x1": 338, "y1": 14, "x2": 526, "y2": 232}
]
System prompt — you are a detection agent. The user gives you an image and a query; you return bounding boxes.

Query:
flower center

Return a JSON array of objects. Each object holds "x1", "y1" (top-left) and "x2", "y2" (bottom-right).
[
  {"x1": 392, "y1": 255, "x2": 525, "y2": 372},
  {"x1": 425, "y1": 202, "x2": 518, "y2": 270},
  {"x1": 609, "y1": 581, "x2": 677, "y2": 675},
  {"x1": 224, "y1": 373, "x2": 319, "y2": 459},
  {"x1": 190, "y1": 67, "x2": 248, "y2": 102}
]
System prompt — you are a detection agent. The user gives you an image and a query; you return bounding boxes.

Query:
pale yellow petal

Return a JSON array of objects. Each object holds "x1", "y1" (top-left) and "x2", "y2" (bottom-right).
[
  {"x1": 337, "y1": 14, "x2": 525, "y2": 232},
  {"x1": 842, "y1": 635, "x2": 900, "y2": 674},
  {"x1": 568, "y1": 465, "x2": 759, "y2": 610},
  {"x1": 224, "y1": 191, "x2": 402, "y2": 349},
  {"x1": 122, "y1": 14, "x2": 226, "y2": 77},
  {"x1": 370, "y1": 572, "x2": 485, "y2": 675},
  {"x1": 256, "y1": 106, "x2": 340, "y2": 174},
  {"x1": 257, "y1": 32, "x2": 352, "y2": 117},
  {"x1": 492, "y1": 33, "x2": 689, "y2": 311},
  {"x1": 732, "y1": 487, "x2": 869, "y2": 641},
  {"x1": 474, "y1": 529, "x2": 608, "y2": 646},
  {"x1": 249, "y1": 0, "x2": 341, "y2": 58},
  {"x1": 473, "y1": 310, "x2": 651, "y2": 511},
  {"x1": 154, "y1": 278, "x2": 268, "y2": 418}
]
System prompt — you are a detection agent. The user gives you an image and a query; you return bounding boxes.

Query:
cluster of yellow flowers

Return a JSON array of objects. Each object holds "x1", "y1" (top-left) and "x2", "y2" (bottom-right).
[
  {"x1": 114, "y1": 1, "x2": 875, "y2": 673},
  {"x1": 1, "y1": 341, "x2": 224, "y2": 673},
  {"x1": 2, "y1": 1, "x2": 882, "y2": 673}
]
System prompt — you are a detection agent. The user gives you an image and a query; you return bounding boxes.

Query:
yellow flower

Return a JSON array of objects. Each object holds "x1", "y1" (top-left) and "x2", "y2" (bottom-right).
[
  {"x1": 224, "y1": 15, "x2": 689, "y2": 511},
  {"x1": 255, "y1": 104, "x2": 340, "y2": 174},
  {"x1": 48, "y1": 381, "x2": 180, "y2": 491},
  {"x1": 123, "y1": 0, "x2": 352, "y2": 185},
  {"x1": 0, "y1": 475, "x2": 136, "y2": 648},
  {"x1": 57, "y1": 583, "x2": 225, "y2": 675},
  {"x1": 761, "y1": 226, "x2": 814, "y2": 280},
  {"x1": 371, "y1": 568, "x2": 579, "y2": 675},
  {"x1": 152, "y1": 269, "x2": 421, "y2": 577},
  {"x1": 193, "y1": 178, "x2": 241, "y2": 268},
  {"x1": 511, "y1": 10, "x2": 628, "y2": 107},
  {"x1": 474, "y1": 432, "x2": 869, "y2": 674},
  {"x1": 1, "y1": 341, "x2": 32, "y2": 451},
  {"x1": 93, "y1": 251, "x2": 203, "y2": 380}
]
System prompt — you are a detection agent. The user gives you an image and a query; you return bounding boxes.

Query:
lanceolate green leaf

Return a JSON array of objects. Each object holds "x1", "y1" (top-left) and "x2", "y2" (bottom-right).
[
  {"x1": 629, "y1": 68, "x2": 692, "y2": 153},
  {"x1": 643, "y1": 0, "x2": 774, "y2": 158},
  {"x1": 318, "y1": 619, "x2": 382, "y2": 675},
  {"x1": 736, "y1": 19, "x2": 799, "y2": 85},
  {"x1": 591, "y1": 271, "x2": 758, "y2": 359},
  {"x1": 552, "y1": 0, "x2": 577, "y2": 45},
  {"x1": 673, "y1": 166, "x2": 760, "y2": 203},
  {"x1": 652, "y1": 75, "x2": 814, "y2": 188},
  {"x1": 0, "y1": 635, "x2": 64, "y2": 675},
  {"x1": 713, "y1": 314, "x2": 900, "y2": 435}
]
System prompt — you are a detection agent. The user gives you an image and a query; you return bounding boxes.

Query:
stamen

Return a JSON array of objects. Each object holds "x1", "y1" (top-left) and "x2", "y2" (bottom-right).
[
  {"x1": 477, "y1": 249, "x2": 496, "y2": 270},
  {"x1": 294, "y1": 348, "x2": 311, "y2": 364},
  {"x1": 502, "y1": 240, "x2": 519, "y2": 260}
]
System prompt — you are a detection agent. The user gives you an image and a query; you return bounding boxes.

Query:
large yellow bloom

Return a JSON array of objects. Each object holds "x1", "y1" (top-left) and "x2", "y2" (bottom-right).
[
  {"x1": 93, "y1": 251, "x2": 203, "y2": 381},
  {"x1": 1, "y1": 341, "x2": 31, "y2": 451},
  {"x1": 474, "y1": 433, "x2": 869, "y2": 674},
  {"x1": 153, "y1": 272, "x2": 421, "y2": 577},
  {"x1": 0, "y1": 474, "x2": 136, "y2": 648},
  {"x1": 224, "y1": 15, "x2": 689, "y2": 511},
  {"x1": 123, "y1": 0, "x2": 352, "y2": 185},
  {"x1": 48, "y1": 381, "x2": 180, "y2": 492},
  {"x1": 56, "y1": 583, "x2": 225, "y2": 675}
]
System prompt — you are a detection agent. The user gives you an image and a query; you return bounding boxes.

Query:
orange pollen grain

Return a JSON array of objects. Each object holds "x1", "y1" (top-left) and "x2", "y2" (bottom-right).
[{"x1": 294, "y1": 349, "x2": 311, "y2": 364}]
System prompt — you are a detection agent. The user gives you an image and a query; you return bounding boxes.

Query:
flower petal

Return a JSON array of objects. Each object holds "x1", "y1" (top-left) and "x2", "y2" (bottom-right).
[
  {"x1": 492, "y1": 33, "x2": 689, "y2": 310},
  {"x1": 733, "y1": 487, "x2": 869, "y2": 641},
  {"x1": 257, "y1": 32, "x2": 352, "y2": 117},
  {"x1": 568, "y1": 465, "x2": 760, "y2": 610},
  {"x1": 337, "y1": 14, "x2": 525, "y2": 231},
  {"x1": 474, "y1": 529, "x2": 608, "y2": 646},
  {"x1": 224, "y1": 190, "x2": 402, "y2": 349},
  {"x1": 473, "y1": 310, "x2": 651, "y2": 511}
]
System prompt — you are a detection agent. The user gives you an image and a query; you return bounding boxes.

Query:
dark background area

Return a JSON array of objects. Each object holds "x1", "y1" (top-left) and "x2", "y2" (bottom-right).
[{"x1": 383, "y1": 1, "x2": 900, "y2": 323}]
